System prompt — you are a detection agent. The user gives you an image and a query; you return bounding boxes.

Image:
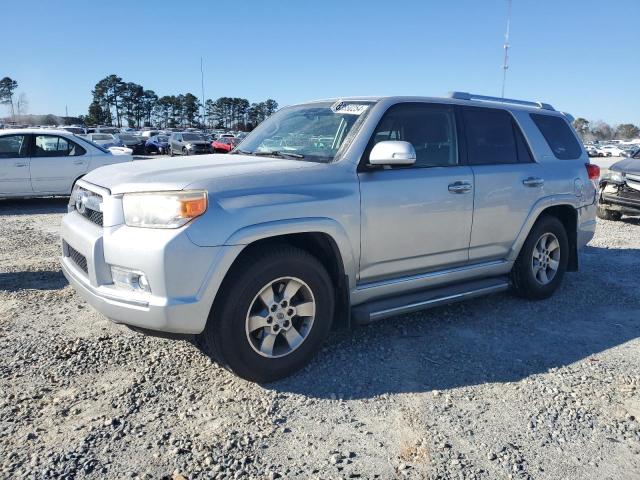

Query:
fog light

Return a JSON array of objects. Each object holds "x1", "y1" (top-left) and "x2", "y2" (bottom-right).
[{"x1": 110, "y1": 266, "x2": 151, "y2": 293}]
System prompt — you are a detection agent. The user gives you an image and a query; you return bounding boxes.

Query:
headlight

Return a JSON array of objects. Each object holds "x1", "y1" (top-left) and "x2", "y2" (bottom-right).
[
  {"x1": 122, "y1": 190, "x2": 208, "y2": 228},
  {"x1": 603, "y1": 171, "x2": 624, "y2": 183},
  {"x1": 185, "y1": 143, "x2": 193, "y2": 149}
]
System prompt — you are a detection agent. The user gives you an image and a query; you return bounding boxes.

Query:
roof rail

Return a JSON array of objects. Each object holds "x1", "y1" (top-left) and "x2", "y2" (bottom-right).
[{"x1": 448, "y1": 91, "x2": 555, "y2": 111}]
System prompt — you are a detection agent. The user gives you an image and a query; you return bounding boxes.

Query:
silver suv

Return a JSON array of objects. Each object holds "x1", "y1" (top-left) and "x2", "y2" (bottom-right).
[
  {"x1": 60, "y1": 93, "x2": 598, "y2": 382},
  {"x1": 169, "y1": 132, "x2": 212, "y2": 156}
]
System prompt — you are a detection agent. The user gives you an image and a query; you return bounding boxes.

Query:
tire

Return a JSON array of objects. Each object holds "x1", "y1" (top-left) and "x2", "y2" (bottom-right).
[
  {"x1": 199, "y1": 245, "x2": 335, "y2": 383},
  {"x1": 597, "y1": 204, "x2": 622, "y2": 221},
  {"x1": 183, "y1": 147, "x2": 189, "y2": 156},
  {"x1": 511, "y1": 215, "x2": 569, "y2": 300},
  {"x1": 169, "y1": 147, "x2": 174, "y2": 157}
]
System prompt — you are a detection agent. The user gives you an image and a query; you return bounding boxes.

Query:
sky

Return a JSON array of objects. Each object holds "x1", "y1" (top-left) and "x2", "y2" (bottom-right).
[{"x1": 3, "y1": 0, "x2": 639, "y2": 125}]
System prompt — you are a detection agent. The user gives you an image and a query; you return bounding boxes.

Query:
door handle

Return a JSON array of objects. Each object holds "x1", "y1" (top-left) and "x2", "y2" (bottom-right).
[
  {"x1": 73, "y1": 160, "x2": 86, "y2": 165},
  {"x1": 448, "y1": 181, "x2": 473, "y2": 194},
  {"x1": 14, "y1": 162, "x2": 28, "y2": 167},
  {"x1": 523, "y1": 177, "x2": 545, "y2": 187}
]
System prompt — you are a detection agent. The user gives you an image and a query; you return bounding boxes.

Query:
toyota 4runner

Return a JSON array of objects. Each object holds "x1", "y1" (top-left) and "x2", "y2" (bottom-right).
[{"x1": 60, "y1": 92, "x2": 598, "y2": 382}]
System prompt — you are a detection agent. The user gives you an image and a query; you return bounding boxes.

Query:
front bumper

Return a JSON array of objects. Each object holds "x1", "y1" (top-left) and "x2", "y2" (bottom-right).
[
  {"x1": 600, "y1": 180, "x2": 640, "y2": 214},
  {"x1": 61, "y1": 209, "x2": 226, "y2": 334}
]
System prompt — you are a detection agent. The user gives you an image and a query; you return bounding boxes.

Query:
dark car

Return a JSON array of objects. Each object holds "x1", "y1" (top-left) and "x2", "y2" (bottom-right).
[
  {"x1": 597, "y1": 148, "x2": 640, "y2": 220},
  {"x1": 116, "y1": 134, "x2": 146, "y2": 155},
  {"x1": 145, "y1": 135, "x2": 170, "y2": 155}
]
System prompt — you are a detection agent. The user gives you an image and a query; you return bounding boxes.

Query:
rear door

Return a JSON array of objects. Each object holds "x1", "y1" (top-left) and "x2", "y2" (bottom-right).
[
  {"x1": 30, "y1": 134, "x2": 89, "y2": 193},
  {"x1": 0, "y1": 134, "x2": 31, "y2": 195},
  {"x1": 462, "y1": 107, "x2": 544, "y2": 261}
]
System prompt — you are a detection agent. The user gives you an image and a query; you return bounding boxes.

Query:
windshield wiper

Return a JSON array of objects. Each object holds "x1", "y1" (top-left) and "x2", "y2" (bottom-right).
[{"x1": 252, "y1": 150, "x2": 305, "y2": 159}]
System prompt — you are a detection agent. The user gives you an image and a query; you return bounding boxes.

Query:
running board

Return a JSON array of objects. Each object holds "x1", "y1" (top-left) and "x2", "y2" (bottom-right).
[{"x1": 351, "y1": 277, "x2": 510, "y2": 325}]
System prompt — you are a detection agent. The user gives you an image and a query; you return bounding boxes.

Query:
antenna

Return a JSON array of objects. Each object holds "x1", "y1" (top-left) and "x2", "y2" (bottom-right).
[
  {"x1": 501, "y1": 0, "x2": 512, "y2": 98},
  {"x1": 200, "y1": 57, "x2": 206, "y2": 128}
]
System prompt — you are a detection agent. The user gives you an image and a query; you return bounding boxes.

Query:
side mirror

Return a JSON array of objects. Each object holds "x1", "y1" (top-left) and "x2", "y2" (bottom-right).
[{"x1": 369, "y1": 141, "x2": 416, "y2": 166}]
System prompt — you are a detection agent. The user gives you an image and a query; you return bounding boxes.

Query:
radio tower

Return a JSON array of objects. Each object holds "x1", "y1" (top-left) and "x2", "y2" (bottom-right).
[{"x1": 501, "y1": 0, "x2": 512, "y2": 98}]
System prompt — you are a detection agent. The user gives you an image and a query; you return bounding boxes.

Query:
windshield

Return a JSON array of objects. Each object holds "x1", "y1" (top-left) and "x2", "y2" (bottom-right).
[
  {"x1": 182, "y1": 133, "x2": 203, "y2": 141},
  {"x1": 156, "y1": 135, "x2": 169, "y2": 142},
  {"x1": 237, "y1": 101, "x2": 373, "y2": 162}
]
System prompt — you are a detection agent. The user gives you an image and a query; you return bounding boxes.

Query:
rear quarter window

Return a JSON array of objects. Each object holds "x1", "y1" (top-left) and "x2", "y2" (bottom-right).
[{"x1": 530, "y1": 113, "x2": 582, "y2": 160}]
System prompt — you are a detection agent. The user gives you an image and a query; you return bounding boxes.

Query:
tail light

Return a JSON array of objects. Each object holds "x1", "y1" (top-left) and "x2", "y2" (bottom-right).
[{"x1": 585, "y1": 163, "x2": 600, "y2": 180}]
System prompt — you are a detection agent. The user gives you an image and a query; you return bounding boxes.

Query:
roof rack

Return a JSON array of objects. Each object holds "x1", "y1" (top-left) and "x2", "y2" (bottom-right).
[{"x1": 448, "y1": 91, "x2": 555, "y2": 111}]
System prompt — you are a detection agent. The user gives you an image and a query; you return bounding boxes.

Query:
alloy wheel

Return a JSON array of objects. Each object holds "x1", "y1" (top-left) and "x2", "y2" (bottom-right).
[{"x1": 245, "y1": 277, "x2": 316, "y2": 358}]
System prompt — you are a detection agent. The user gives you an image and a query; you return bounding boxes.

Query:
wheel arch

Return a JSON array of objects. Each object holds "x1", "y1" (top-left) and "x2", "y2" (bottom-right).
[
  {"x1": 508, "y1": 198, "x2": 579, "y2": 271},
  {"x1": 209, "y1": 220, "x2": 357, "y2": 330}
]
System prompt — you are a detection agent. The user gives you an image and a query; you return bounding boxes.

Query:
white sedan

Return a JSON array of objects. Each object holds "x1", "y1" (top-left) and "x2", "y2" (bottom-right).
[{"x1": 0, "y1": 129, "x2": 133, "y2": 198}]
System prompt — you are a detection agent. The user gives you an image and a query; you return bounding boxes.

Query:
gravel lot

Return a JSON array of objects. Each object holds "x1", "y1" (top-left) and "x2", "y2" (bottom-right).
[{"x1": 1, "y1": 198, "x2": 639, "y2": 479}]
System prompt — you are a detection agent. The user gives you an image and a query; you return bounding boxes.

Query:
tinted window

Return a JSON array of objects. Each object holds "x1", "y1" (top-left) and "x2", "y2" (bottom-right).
[
  {"x1": 0, "y1": 135, "x2": 28, "y2": 158},
  {"x1": 463, "y1": 108, "x2": 519, "y2": 165},
  {"x1": 367, "y1": 103, "x2": 458, "y2": 167},
  {"x1": 530, "y1": 113, "x2": 581, "y2": 160},
  {"x1": 34, "y1": 135, "x2": 86, "y2": 157}
]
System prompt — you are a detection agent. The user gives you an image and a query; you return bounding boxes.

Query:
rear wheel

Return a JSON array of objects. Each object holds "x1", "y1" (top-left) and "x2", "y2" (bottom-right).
[
  {"x1": 199, "y1": 246, "x2": 334, "y2": 382},
  {"x1": 511, "y1": 215, "x2": 569, "y2": 300},
  {"x1": 596, "y1": 204, "x2": 622, "y2": 221}
]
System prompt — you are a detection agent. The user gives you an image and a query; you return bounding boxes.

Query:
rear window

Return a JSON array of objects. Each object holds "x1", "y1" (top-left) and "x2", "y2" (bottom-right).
[{"x1": 530, "y1": 113, "x2": 582, "y2": 160}]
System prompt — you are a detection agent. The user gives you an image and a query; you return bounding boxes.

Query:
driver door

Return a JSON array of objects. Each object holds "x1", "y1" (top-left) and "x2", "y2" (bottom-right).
[
  {"x1": 0, "y1": 134, "x2": 31, "y2": 195},
  {"x1": 357, "y1": 103, "x2": 474, "y2": 283}
]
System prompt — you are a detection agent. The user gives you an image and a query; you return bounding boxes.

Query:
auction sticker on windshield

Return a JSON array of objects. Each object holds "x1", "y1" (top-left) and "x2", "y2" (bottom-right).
[{"x1": 331, "y1": 100, "x2": 369, "y2": 115}]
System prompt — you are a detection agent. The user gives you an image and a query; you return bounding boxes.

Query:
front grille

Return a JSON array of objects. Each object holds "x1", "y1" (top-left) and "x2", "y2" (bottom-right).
[
  {"x1": 71, "y1": 186, "x2": 104, "y2": 226},
  {"x1": 67, "y1": 244, "x2": 88, "y2": 273},
  {"x1": 84, "y1": 208, "x2": 104, "y2": 227},
  {"x1": 619, "y1": 186, "x2": 640, "y2": 202}
]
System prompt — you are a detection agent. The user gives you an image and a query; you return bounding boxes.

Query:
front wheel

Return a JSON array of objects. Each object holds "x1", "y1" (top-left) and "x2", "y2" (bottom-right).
[
  {"x1": 511, "y1": 215, "x2": 569, "y2": 300},
  {"x1": 199, "y1": 246, "x2": 334, "y2": 382}
]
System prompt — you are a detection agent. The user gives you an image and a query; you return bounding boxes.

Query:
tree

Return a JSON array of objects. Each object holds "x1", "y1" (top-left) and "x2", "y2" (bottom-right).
[
  {"x1": 182, "y1": 93, "x2": 200, "y2": 126},
  {"x1": 15, "y1": 93, "x2": 28, "y2": 117},
  {"x1": 573, "y1": 118, "x2": 590, "y2": 140},
  {"x1": 615, "y1": 123, "x2": 640, "y2": 140},
  {"x1": 591, "y1": 121, "x2": 614, "y2": 141},
  {"x1": 86, "y1": 100, "x2": 110, "y2": 125},
  {"x1": 0, "y1": 76, "x2": 18, "y2": 120}
]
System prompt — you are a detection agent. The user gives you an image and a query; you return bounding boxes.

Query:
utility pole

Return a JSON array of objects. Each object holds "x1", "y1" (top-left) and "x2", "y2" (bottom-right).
[
  {"x1": 200, "y1": 57, "x2": 206, "y2": 128},
  {"x1": 501, "y1": 0, "x2": 512, "y2": 98}
]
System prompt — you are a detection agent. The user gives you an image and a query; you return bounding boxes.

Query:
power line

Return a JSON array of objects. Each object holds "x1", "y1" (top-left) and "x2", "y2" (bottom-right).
[{"x1": 501, "y1": 0, "x2": 512, "y2": 98}]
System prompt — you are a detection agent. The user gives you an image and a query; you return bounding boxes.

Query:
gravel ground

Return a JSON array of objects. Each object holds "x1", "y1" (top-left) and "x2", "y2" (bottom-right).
[{"x1": 0, "y1": 198, "x2": 639, "y2": 480}]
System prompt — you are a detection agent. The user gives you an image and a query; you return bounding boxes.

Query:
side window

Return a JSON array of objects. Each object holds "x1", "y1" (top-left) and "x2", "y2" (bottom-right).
[
  {"x1": 34, "y1": 135, "x2": 86, "y2": 157},
  {"x1": 530, "y1": 113, "x2": 581, "y2": 160},
  {"x1": 366, "y1": 103, "x2": 458, "y2": 168},
  {"x1": 0, "y1": 135, "x2": 28, "y2": 158},
  {"x1": 462, "y1": 107, "x2": 519, "y2": 165}
]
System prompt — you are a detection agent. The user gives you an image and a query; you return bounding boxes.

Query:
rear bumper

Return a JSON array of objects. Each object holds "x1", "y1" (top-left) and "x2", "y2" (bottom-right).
[{"x1": 60, "y1": 210, "x2": 226, "y2": 334}]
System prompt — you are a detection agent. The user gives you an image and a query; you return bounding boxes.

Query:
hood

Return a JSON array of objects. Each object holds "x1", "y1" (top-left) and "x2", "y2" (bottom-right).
[
  {"x1": 82, "y1": 154, "x2": 322, "y2": 194},
  {"x1": 611, "y1": 158, "x2": 640, "y2": 175}
]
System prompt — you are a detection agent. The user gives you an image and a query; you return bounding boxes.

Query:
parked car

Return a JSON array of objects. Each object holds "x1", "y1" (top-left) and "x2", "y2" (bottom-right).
[
  {"x1": 211, "y1": 136, "x2": 239, "y2": 153},
  {"x1": 0, "y1": 129, "x2": 132, "y2": 198},
  {"x1": 84, "y1": 133, "x2": 124, "y2": 149},
  {"x1": 598, "y1": 145, "x2": 626, "y2": 157},
  {"x1": 145, "y1": 135, "x2": 170, "y2": 155},
  {"x1": 108, "y1": 146, "x2": 134, "y2": 156},
  {"x1": 60, "y1": 126, "x2": 86, "y2": 135},
  {"x1": 586, "y1": 145, "x2": 602, "y2": 157},
  {"x1": 140, "y1": 130, "x2": 161, "y2": 139},
  {"x1": 597, "y1": 149, "x2": 640, "y2": 220},
  {"x1": 169, "y1": 132, "x2": 212, "y2": 155},
  {"x1": 60, "y1": 93, "x2": 597, "y2": 382},
  {"x1": 115, "y1": 134, "x2": 146, "y2": 155}
]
